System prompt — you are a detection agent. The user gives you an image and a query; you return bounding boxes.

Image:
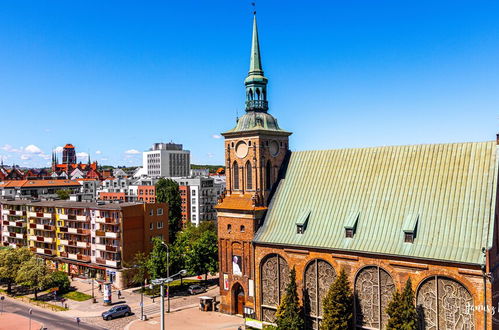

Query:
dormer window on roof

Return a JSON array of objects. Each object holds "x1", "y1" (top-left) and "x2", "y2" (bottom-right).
[
  {"x1": 344, "y1": 211, "x2": 359, "y2": 238},
  {"x1": 402, "y1": 213, "x2": 419, "y2": 244},
  {"x1": 296, "y1": 210, "x2": 310, "y2": 235}
]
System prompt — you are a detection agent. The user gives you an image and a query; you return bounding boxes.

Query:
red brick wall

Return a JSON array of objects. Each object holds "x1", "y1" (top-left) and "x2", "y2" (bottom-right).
[{"x1": 137, "y1": 185, "x2": 156, "y2": 203}]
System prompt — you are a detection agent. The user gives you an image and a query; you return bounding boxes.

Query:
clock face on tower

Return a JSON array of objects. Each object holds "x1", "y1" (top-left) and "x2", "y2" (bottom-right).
[
  {"x1": 269, "y1": 140, "x2": 280, "y2": 157},
  {"x1": 235, "y1": 141, "x2": 249, "y2": 158}
]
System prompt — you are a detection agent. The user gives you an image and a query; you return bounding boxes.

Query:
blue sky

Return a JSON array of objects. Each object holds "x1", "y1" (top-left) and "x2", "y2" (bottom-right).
[{"x1": 1, "y1": 1, "x2": 498, "y2": 167}]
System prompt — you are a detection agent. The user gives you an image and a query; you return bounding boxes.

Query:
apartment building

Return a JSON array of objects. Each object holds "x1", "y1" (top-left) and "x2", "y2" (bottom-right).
[
  {"x1": 0, "y1": 180, "x2": 81, "y2": 198},
  {"x1": 173, "y1": 177, "x2": 220, "y2": 226},
  {"x1": 0, "y1": 199, "x2": 168, "y2": 288},
  {"x1": 179, "y1": 185, "x2": 190, "y2": 225},
  {"x1": 143, "y1": 142, "x2": 190, "y2": 177}
]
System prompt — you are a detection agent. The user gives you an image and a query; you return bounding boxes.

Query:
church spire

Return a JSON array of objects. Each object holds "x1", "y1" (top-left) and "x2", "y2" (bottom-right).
[{"x1": 245, "y1": 13, "x2": 268, "y2": 112}]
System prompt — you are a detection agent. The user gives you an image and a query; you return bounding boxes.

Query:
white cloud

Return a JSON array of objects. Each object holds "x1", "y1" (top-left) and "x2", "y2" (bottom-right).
[
  {"x1": 54, "y1": 146, "x2": 64, "y2": 153},
  {"x1": 95, "y1": 150, "x2": 102, "y2": 155},
  {"x1": 20, "y1": 154, "x2": 31, "y2": 160},
  {"x1": 1, "y1": 144, "x2": 22, "y2": 153},
  {"x1": 25, "y1": 144, "x2": 43, "y2": 154},
  {"x1": 39, "y1": 154, "x2": 51, "y2": 160},
  {"x1": 125, "y1": 149, "x2": 140, "y2": 155},
  {"x1": 211, "y1": 134, "x2": 222, "y2": 139}
]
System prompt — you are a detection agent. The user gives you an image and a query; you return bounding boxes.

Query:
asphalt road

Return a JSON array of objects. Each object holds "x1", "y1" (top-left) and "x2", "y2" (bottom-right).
[{"x1": 1, "y1": 297, "x2": 106, "y2": 330}]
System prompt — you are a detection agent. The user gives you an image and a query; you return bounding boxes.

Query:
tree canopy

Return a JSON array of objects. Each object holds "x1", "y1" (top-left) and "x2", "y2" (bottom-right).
[
  {"x1": 386, "y1": 278, "x2": 419, "y2": 330},
  {"x1": 275, "y1": 267, "x2": 304, "y2": 330},
  {"x1": 155, "y1": 178, "x2": 182, "y2": 242},
  {"x1": 320, "y1": 269, "x2": 354, "y2": 330},
  {"x1": 15, "y1": 256, "x2": 52, "y2": 299},
  {"x1": 56, "y1": 189, "x2": 70, "y2": 200},
  {"x1": 0, "y1": 247, "x2": 33, "y2": 293}
]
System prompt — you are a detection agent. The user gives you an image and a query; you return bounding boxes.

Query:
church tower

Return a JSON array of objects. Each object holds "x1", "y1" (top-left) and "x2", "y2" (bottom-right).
[{"x1": 216, "y1": 14, "x2": 292, "y2": 316}]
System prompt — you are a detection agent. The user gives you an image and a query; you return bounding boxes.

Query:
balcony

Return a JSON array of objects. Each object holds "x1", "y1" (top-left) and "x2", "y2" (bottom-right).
[
  {"x1": 105, "y1": 217, "x2": 119, "y2": 225},
  {"x1": 29, "y1": 223, "x2": 55, "y2": 231},
  {"x1": 29, "y1": 236, "x2": 53, "y2": 244},
  {"x1": 95, "y1": 230, "x2": 105, "y2": 237},
  {"x1": 245, "y1": 99, "x2": 269, "y2": 111},
  {"x1": 67, "y1": 228, "x2": 90, "y2": 235},
  {"x1": 105, "y1": 245, "x2": 118, "y2": 253},
  {"x1": 95, "y1": 257, "x2": 106, "y2": 265},
  {"x1": 30, "y1": 247, "x2": 56, "y2": 255},
  {"x1": 76, "y1": 215, "x2": 87, "y2": 221},
  {"x1": 105, "y1": 260, "x2": 119, "y2": 267},
  {"x1": 68, "y1": 253, "x2": 78, "y2": 260},
  {"x1": 59, "y1": 239, "x2": 69, "y2": 246},
  {"x1": 28, "y1": 212, "x2": 52, "y2": 219},
  {"x1": 95, "y1": 243, "x2": 106, "y2": 251},
  {"x1": 59, "y1": 214, "x2": 68, "y2": 220},
  {"x1": 76, "y1": 241, "x2": 90, "y2": 248},
  {"x1": 77, "y1": 254, "x2": 91, "y2": 262},
  {"x1": 95, "y1": 217, "x2": 106, "y2": 224},
  {"x1": 105, "y1": 232, "x2": 119, "y2": 239},
  {"x1": 60, "y1": 251, "x2": 68, "y2": 258}
]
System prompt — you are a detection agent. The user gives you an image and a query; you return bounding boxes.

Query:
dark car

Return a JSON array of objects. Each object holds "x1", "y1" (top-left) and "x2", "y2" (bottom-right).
[
  {"x1": 188, "y1": 284, "x2": 206, "y2": 295},
  {"x1": 101, "y1": 304, "x2": 132, "y2": 320}
]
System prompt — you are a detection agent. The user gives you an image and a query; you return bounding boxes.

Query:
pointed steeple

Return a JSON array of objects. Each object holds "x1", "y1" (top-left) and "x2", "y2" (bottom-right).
[
  {"x1": 249, "y1": 15, "x2": 263, "y2": 76},
  {"x1": 245, "y1": 13, "x2": 268, "y2": 112}
]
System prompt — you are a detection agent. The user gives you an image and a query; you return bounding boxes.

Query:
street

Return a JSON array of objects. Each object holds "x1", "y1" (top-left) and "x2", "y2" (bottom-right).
[{"x1": 1, "y1": 297, "x2": 105, "y2": 330}]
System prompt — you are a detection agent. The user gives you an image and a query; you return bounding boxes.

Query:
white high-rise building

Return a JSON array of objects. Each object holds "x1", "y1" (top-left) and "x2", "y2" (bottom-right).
[{"x1": 143, "y1": 142, "x2": 190, "y2": 178}]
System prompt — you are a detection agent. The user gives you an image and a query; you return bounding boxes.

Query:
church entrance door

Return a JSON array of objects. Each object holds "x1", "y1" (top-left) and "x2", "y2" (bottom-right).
[{"x1": 233, "y1": 283, "x2": 245, "y2": 315}]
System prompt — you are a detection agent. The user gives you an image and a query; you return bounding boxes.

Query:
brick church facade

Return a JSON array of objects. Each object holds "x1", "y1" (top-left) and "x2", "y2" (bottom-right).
[{"x1": 216, "y1": 14, "x2": 499, "y2": 330}]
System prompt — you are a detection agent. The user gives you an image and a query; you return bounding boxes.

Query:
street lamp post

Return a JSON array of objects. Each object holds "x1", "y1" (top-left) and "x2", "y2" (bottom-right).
[
  {"x1": 151, "y1": 269, "x2": 186, "y2": 330},
  {"x1": 28, "y1": 308, "x2": 32, "y2": 330},
  {"x1": 0, "y1": 296, "x2": 4, "y2": 314},
  {"x1": 160, "y1": 241, "x2": 170, "y2": 313}
]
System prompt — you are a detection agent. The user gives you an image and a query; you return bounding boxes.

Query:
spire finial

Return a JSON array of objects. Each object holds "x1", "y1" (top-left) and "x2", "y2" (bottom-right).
[{"x1": 252, "y1": 2, "x2": 256, "y2": 15}]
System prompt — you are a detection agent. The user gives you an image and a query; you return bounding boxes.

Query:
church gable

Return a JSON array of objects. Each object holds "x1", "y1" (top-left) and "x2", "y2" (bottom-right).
[{"x1": 254, "y1": 141, "x2": 498, "y2": 265}]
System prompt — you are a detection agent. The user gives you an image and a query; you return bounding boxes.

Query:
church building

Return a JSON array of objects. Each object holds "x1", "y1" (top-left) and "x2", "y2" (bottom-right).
[{"x1": 216, "y1": 14, "x2": 499, "y2": 330}]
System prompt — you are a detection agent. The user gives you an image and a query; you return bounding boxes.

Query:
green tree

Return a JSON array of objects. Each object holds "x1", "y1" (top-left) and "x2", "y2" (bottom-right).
[
  {"x1": 386, "y1": 278, "x2": 418, "y2": 330},
  {"x1": 0, "y1": 247, "x2": 33, "y2": 293},
  {"x1": 275, "y1": 267, "x2": 304, "y2": 330},
  {"x1": 185, "y1": 229, "x2": 218, "y2": 280},
  {"x1": 56, "y1": 189, "x2": 70, "y2": 200},
  {"x1": 321, "y1": 269, "x2": 354, "y2": 330},
  {"x1": 155, "y1": 178, "x2": 182, "y2": 242},
  {"x1": 49, "y1": 271, "x2": 71, "y2": 294},
  {"x1": 125, "y1": 252, "x2": 150, "y2": 286},
  {"x1": 147, "y1": 237, "x2": 169, "y2": 279},
  {"x1": 15, "y1": 256, "x2": 52, "y2": 299}
]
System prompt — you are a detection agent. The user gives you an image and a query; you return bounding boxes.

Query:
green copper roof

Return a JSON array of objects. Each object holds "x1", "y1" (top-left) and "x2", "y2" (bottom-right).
[
  {"x1": 224, "y1": 111, "x2": 289, "y2": 134},
  {"x1": 254, "y1": 141, "x2": 498, "y2": 265}
]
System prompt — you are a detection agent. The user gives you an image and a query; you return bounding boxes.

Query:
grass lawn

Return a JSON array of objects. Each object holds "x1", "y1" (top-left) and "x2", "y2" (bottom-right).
[{"x1": 63, "y1": 291, "x2": 93, "y2": 301}]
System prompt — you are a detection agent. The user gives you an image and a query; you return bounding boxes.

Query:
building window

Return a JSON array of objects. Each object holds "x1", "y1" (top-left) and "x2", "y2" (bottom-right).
[
  {"x1": 227, "y1": 224, "x2": 232, "y2": 232},
  {"x1": 240, "y1": 225, "x2": 245, "y2": 232},
  {"x1": 149, "y1": 209, "x2": 153, "y2": 216},
  {"x1": 233, "y1": 161, "x2": 239, "y2": 190},
  {"x1": 149, "y1": 223, "x2": 153, "y2": 230},
  {"x1": 246, "y1": 161, "x2": 252, "y2": 190},
  {"x1": 157, "y1": 208, "x2": 163, "y2": 216},
  {"x1": 157, "y1": 222, "x2": 163, "y2": 229},
  {"x1": 265, "y1": 160, "x2": 271, "y2": 190},
  {"x1": 192, "y1": 190, "x2": 196, "y2": 196},
  {"x1": 345, "y1": 229, "x2": 354, "y2": 238},
  {"x1": 404, "y1": 232, "x2": 414, "y2": 243}
]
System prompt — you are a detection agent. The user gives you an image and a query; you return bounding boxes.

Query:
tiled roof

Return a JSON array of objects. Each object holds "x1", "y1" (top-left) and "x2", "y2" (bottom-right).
[
  {"x1": 254, "y1": 141, "x2": 498, "y2": 265},
  {"x1": 0, "y1": 179, "x2": 81, "y2": 188},
  {"x1": 216, "y1": 194, "x2": 267, "y2": 211}
]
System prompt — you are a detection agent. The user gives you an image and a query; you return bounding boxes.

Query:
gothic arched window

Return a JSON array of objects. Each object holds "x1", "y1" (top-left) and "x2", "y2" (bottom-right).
[
  {"x1": 265, "y1": 160, "x2": 271, "y2": 190},
  {"x1": 303, "y1": 259, "x2": 336, "y2": 329},
  {"x1": 355, "y1": 266, "x2": 395, "y2": 329},
  {"x1": 246, "y1": 161, "x2": 253, "y2": 190},
  {"x1": 260, "y1": 254, "x2": 289, "y2": 323},
  {"x1": 417, "y1": 276, "x2": 474, "y2": 330},
  {"x1": 233, "y1": 161, "x2": 239, "y2": 190}
]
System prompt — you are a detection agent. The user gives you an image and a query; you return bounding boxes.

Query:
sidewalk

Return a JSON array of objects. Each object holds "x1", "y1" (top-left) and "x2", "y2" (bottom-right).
[
  {"x1": 0, "y1": 313, "x2": 43, "y2": 330},
  {"x1": 125, "y1": 305, "x2": 244, "y2": 330}
]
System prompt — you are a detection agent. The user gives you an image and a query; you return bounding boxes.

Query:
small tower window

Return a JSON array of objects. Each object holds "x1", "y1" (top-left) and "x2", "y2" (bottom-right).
[
  {"x1": 233, "y1": 161, "x2": 239, "y2": 190},
  {"x1": 240, "y1": 225, "x2": 245, "y2": 232},
  {"x1": 297, "y1": 225, "x2": 305, "y2": 234},
  {"x1": 345, "y1": 229, "x2": 354, "y2": 238},
  {"x1": 227, "y1": 224, "x2": 232, "y2": 233},
  {"x1": 404, "y1": 232, "x2": 414, "y2": 243},
  {"x1": 246, "y1": 161, "x2": 253, "y2": 190}
]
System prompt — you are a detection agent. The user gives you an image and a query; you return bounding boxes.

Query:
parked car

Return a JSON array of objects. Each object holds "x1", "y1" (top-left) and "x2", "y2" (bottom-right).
[
  {"x1": 188, "y1": 284, "x2": 206, "y2": 295},
  {"x1": 101, "y1": 304, "x2": 132, "y2": 320}
]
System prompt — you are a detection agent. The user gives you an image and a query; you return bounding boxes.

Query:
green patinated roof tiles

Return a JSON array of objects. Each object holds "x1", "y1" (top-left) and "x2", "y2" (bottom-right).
[{"x1": 254, "y1": 141, "x2": 498, "y2": 265}]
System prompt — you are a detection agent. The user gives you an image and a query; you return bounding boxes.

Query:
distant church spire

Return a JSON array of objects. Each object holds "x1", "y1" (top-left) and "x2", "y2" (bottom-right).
[{"x1": 244, "y1": 13, "x2": 268, "y2": 112}]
